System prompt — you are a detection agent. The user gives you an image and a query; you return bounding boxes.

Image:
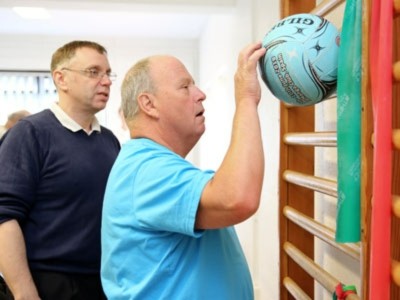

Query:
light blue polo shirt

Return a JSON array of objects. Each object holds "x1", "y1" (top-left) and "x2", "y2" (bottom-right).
[{"x1": 101, "y1": 138, "x2": 253, "y2": 300}]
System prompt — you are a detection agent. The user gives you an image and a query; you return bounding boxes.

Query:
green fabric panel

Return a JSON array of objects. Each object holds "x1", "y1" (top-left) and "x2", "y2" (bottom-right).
[{"x1": 335, "y1": 0, "x2": 362, "y2": 242}]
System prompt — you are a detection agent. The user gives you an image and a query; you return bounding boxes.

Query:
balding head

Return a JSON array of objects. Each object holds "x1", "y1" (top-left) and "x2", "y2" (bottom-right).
[
  {"x1": 121, "y1": 55, "x2": 181, "y2": 123},
  {"x1": 5, "y1": 110, "x2": 30, "y2": 129}
]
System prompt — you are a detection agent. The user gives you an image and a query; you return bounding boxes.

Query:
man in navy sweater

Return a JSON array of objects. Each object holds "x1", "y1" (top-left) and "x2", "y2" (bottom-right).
[{"x1": 0, "y1": 41, "x2": 120, "y2": 300}]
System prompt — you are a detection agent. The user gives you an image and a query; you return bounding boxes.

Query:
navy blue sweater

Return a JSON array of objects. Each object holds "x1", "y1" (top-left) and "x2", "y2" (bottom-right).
[{"x1": 0, "y1": 109, "x2": 120, "y2": 274}]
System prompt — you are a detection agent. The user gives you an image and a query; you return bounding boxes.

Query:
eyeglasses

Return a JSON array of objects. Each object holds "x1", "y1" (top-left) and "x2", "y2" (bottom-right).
[{"x1": 62, "y1": 68, "x2": 117, "y2": 81}]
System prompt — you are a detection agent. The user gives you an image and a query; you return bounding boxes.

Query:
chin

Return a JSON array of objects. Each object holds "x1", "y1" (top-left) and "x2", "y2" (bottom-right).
[
  {"x1": 94, "y1": 102, "x2": 107, "y2": 112},
  {"x1": 196, "y1": 130, "x2": 205, "y2": 141}
]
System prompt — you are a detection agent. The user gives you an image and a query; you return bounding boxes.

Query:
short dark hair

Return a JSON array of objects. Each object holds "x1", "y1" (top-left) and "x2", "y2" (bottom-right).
[{"x1": 50, "y1": 40, "x2": 107, "y2": 72}]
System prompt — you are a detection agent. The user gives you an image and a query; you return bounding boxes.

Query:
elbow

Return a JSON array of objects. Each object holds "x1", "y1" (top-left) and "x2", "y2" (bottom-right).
[{"x1": 229, "y1": 191, "x2": 261, "y2": 222}]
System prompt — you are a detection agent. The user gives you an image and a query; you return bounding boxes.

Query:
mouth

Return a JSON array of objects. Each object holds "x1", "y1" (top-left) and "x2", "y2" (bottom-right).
[
  {"x1": 196, "y1": 110, "x2": 204, "y2": 117},
  {"x1": 98, "y1": 91, "x2": 109, "y2": 98}
]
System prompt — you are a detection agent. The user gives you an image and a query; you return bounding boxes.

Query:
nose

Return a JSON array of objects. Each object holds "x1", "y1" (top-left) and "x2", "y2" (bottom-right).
[
  {"x1": 197, "y1": 87, "x2": 206, "y2": 102},
  {"x1": 100, "y1": 74, "x2": 113, "y2": 85}
]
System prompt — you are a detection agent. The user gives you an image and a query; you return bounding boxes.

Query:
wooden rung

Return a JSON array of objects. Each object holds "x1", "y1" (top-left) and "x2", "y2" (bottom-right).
[
  {"x1": 393, "y1": 195, "x2": 400, "y2": 218},
  {"x1": 393, "y1": 129, "x2": 400, "y2": 150},
  {"x1": 310, "y1": 0, "x2": 345, "y2": 16},
  {"x1": 394, "y1": 61, "x2": 400, "y2": 81},
  {"x1": 370, "y1": 130, "x2": 400, "y2": 150},
  {"x1": 283, "y1": 277, "x2": 312, "y2": 300},
  {"x1": 283, "y1": 94, "x2": 337, "y2": 109},
  {"x1": 395, "y1": 0, "x2": 400, "y2": 14},
  {"x1": 283, "y1": 132, "x2": 337, "y2": 147},
  {"x1": 392, "y1": 260, "x2": 400, "y2": 286},
  {"x1": 284, "y1": 242, "x2": 337, "y2": 292},
  {"x1": 284, "y1": 206, "x2": 361, "y2": 260},
  {"x1": 284, "y1": 242, "x2": 360, "y2": 299},
  {"x1": 283, "y1": 170, "x2": 338, "y2": 197}
]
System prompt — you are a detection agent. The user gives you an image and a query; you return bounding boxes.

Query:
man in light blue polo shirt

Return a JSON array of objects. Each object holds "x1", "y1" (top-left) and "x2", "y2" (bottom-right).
[{"x1": 101, "y1": 42, "x2": 266, "y2": 300}]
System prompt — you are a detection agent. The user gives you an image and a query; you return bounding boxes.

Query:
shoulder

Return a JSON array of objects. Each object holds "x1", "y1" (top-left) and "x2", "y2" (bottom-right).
[
  {"x1": 123, "y1": 139, "x2": 212, "y2": 181},
  {"x1": 99, "y1": 126, "x2": 121, "y2": 149},
  {"x1": 120, "y1": 139, "x2": 183, "y2": 164},
  {"x1": 23, "y1": 109, "x2": 55, "y2": 124},
  {"x1": 13, "y1": 109, "x2": 60, "y2": 134},
  {"x1": 1, "y1": 109, "x2": 64, "y2": 150},
  {"x1": 100, "y1": 125, "x2": 118, "y2": 139},
  {"x1": 15, "y1": 109, "x2": 61, "y2": 136}
]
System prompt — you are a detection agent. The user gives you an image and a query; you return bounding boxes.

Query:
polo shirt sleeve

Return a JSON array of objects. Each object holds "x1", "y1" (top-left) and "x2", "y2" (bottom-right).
[{"x1": 132, "y1": 153, "x2": 214, "y2": 237}]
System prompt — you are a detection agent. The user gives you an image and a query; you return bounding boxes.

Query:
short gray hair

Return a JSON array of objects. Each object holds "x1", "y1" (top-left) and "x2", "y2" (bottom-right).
[{"x1": 121, "y1": 57, "x2": 155, "y2": 122}]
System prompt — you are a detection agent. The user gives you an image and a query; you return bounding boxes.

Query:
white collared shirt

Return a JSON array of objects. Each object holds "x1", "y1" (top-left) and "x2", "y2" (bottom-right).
[{"x1": 50, "y1": 102, "x2": 101, "y2": 135}]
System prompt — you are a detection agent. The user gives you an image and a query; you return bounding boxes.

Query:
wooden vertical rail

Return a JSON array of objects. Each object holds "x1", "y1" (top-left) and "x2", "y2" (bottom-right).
[
  {"x1": 279, "y1": 82, "x2": 315, "y2": 300},
  {"x1": 279, "y1": 1, "x2": 317, "y2": 299},
  {"x1": 360, "y1": 0, "x2": 373, "y2": 298}
]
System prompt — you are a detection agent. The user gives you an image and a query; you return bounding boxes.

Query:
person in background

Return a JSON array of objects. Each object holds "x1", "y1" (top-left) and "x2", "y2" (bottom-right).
[
  {"x1": 0, "y1": 110, "x2": 30, "y2": 139},
  {"x1": 101, "y1": 42, "x2": 266, "y2": 300},
  {"x1": 0, "y1": 40, "x2": 120, "y2": 300}
]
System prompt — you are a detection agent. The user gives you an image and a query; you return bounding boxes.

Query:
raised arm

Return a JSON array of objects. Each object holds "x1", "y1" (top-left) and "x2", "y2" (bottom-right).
[{"x1": 196, "y1": 42, "x2": 267, "y2": 229}]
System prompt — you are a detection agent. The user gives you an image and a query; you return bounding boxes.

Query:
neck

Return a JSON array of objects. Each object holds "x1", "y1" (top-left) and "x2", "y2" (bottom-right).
[{"x1": 57, "y1": 101, "x2": 95, "y2": 132}]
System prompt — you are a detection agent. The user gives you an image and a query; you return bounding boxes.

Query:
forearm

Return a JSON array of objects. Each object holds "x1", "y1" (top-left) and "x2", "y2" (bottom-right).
[
  {"x1": 0, "y1": 220, "x2": 40, "y2": 300},
  {"x1": 218, "y1": 102, "x2": 264, "y2": 208}
]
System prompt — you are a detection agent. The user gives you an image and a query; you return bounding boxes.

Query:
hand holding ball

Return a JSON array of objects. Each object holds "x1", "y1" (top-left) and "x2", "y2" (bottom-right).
[{"x1": 259, "y1": 14, "x2": 340, "y2": 106}]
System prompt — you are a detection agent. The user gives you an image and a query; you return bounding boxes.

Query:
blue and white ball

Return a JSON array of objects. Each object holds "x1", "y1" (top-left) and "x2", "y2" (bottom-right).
[{"x1": 259, "y1": 13, "x2": 340, "y2": 106}]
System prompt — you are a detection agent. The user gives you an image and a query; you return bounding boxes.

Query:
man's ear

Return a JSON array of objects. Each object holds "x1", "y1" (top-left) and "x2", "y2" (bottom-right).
[
  {"x1": 53, "y1": 70, "x2": 68, "y2": 92},
  {"x1": 137, "y1": 93, "x2": 159, "y2": 118}
]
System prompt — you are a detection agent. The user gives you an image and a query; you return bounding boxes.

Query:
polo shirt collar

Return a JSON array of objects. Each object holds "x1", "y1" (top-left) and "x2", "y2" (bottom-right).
[{"x1": 50, "y1": 102, "x2": 101, "y2": 135}]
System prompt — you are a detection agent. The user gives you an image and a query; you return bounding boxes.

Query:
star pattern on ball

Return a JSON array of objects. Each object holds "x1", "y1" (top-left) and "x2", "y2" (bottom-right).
[
  {"x1": 294, "y1": 27, "x2": 306, "y2": 35},
  {"x1": 312, "y1": 41, "x2": 325, "y2": 54}
]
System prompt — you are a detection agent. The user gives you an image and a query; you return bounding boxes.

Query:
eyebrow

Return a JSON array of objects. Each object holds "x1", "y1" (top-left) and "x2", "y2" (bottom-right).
[
  {"x1": 84, "y1": 65, "x2": 112, "y2": 72},
  {"x1": 178, "y1": 77, "x2": 194, "y2": 85}
]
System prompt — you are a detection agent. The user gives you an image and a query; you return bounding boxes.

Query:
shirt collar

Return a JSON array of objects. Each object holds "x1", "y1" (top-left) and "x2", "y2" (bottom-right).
[{"x1": 50, "y1": 102, "x2": 101, "y2": 135}]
